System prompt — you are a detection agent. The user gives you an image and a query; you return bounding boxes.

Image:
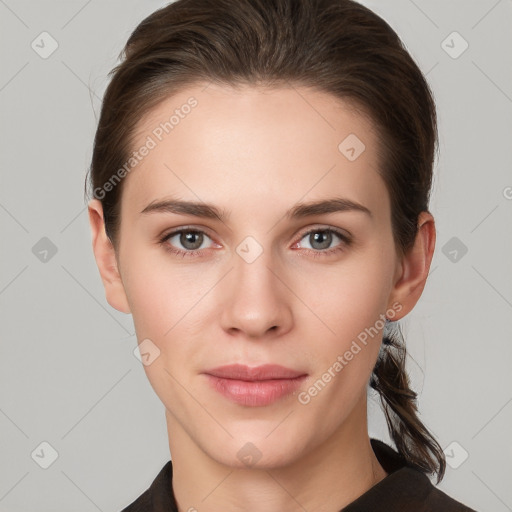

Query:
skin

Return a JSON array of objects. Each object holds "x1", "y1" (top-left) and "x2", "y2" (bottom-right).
[{"x1": 88, "y1": 83, "x2": 435, "y2": 512}]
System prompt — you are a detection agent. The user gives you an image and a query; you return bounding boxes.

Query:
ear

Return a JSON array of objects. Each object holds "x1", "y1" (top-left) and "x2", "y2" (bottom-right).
[
  {"x1": 387, "y1": 211, "x2": 436, "y2": 320},
  {"x1": 88, "y1": 199, "x2": 131, "y2": 314}
]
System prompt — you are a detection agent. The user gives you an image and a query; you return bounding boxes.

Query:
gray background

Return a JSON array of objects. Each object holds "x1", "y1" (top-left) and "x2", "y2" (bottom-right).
[{"x1": 1, "y1": 0, "x2": 511, "y2": 510}]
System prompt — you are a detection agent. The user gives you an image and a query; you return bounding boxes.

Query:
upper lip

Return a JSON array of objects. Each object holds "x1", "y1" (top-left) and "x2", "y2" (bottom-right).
[{"x1": 204, "y1": 364, "x2": 307, "y2": 381}]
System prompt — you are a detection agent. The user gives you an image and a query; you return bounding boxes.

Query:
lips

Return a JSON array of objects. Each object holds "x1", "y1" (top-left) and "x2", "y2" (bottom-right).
[
  {"x1": 204, "y1": 364, "x2": 306, "y2": 380},
  {"x1": 203, "y1": 364, "x2": 308, "y2": 407}
]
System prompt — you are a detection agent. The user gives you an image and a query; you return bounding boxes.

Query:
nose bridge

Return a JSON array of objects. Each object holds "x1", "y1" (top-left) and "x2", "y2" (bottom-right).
[{"x1": 219, "y1": 235, "x2": 292, "y2": 337}]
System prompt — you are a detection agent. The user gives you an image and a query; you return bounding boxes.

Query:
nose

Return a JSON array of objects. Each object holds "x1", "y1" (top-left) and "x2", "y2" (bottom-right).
[{"x1": 219, "y1": 246, "x2": 293, "y2": 339}]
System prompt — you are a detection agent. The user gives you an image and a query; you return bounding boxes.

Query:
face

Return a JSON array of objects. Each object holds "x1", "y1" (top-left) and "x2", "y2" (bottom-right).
[{"x1": 98, "y1": 83, "x2": 408, "y2": 468}]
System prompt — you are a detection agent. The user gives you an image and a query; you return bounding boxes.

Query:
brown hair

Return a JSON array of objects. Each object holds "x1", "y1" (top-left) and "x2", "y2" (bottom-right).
[{"x1": 85, "y1": 0, "x2": 445, "y2": 482}]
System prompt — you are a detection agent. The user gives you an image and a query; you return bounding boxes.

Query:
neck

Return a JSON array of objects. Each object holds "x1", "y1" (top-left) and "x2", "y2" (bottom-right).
[{"x1": 166, "y1": 397, "x2": 388, "y2": 512}]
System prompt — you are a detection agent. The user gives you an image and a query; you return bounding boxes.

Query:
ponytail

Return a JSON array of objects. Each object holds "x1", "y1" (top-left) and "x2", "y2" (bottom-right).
[{"x1": 370, "y1": 321, "x2": 446, "y2": 484}]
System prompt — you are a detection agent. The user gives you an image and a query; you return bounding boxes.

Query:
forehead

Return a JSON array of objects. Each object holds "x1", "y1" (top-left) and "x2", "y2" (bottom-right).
[{"x1": 122, "y1": 83, "x2": 388, "y2": 222}]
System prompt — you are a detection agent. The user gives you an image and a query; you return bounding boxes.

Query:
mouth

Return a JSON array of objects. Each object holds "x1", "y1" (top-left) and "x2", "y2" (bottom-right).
[{"x1": 203, "y1": 364, "x2": 308, "y2": 407}]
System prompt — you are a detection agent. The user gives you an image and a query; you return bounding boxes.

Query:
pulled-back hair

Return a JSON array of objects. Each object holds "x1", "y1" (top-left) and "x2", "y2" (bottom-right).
[{"x1": 85, "y1": 0, "x2": 445, "y2": 482}]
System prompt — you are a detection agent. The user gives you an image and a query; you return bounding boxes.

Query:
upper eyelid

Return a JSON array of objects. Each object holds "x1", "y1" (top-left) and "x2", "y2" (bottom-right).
[{"x1": 163, "y1": 224, "x2": 349, "y2": 236}]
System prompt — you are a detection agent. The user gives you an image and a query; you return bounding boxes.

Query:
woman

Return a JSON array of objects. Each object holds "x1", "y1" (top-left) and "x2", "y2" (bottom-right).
[{"x1": 86, "y1": 0, "x2": 476, "y2": 510}]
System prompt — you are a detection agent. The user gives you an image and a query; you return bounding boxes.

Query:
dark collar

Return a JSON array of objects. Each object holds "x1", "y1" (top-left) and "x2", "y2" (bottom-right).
[
  {"x1": 123, "y1": 438, "x2": 475, "y2": 511},
  {"x1": 341, "y1": 438, "x2": 433, "y2": 510}
]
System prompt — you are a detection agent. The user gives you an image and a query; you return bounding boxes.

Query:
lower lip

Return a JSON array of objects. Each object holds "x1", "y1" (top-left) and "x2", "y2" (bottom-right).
[{"x1": 205, "y1": 375, "x2": 307, "y2": 407}]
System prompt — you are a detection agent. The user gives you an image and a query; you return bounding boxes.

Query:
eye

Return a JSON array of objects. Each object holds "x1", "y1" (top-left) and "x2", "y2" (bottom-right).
[
  {"x1": 294, "y1": 227, "x2": 351, "y2": 256},
  {"x1": 159, "y1": 228, "x2": 216, "y2": 257},
  {"x1": 159, "y1": 226, "x2": 352, "y2": 259}
]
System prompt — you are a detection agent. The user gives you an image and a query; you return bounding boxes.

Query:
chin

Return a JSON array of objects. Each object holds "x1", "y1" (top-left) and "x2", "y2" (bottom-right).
[{"x1": 203, "y1": 431, "x2": 307, "y2": 470}]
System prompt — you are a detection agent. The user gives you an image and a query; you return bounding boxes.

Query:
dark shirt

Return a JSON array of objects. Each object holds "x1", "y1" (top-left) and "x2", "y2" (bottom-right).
[{"x1": 120, "y1": 438, "x2": 477, "y2": 511}]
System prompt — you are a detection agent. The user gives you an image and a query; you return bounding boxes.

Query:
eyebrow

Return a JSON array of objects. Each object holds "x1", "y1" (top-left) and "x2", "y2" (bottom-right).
[{"x1": 140, "y1": 196, "x2": 372, "y2": 221}]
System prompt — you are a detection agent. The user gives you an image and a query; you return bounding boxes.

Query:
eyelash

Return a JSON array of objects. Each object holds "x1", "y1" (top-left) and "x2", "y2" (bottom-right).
[{"x1": 158, "y1": 226, "x2": 352, "y2": 259}]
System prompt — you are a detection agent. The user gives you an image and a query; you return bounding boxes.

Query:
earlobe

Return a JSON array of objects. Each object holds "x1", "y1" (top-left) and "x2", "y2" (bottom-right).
[
  {"x1": 88, "y1": 199, "x2": 131, "y2": 314},
  {"x1": 387, "y1": 212, "x2": 436, "y2": 320}
]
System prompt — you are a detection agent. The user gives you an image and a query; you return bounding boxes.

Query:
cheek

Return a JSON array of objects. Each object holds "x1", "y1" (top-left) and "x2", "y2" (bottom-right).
[
  {"x1": 294, "y1": 263, "x2": 391, "y2": 420},
  {"x1": 291, "y1": 242, "x2": 395, "y2": 404},
  {"x1": 124, "y1": 274, "x2": 172, "y2": 338},
  {"x1": 123, "y1": 259, "x2": 206, "y2": 404},
  {"x1": 296, "y1": 247, "x2": 394, "y2": 343},
  {"x1": 121, "y1": 245, "x2": 205, "y2": 338}
]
